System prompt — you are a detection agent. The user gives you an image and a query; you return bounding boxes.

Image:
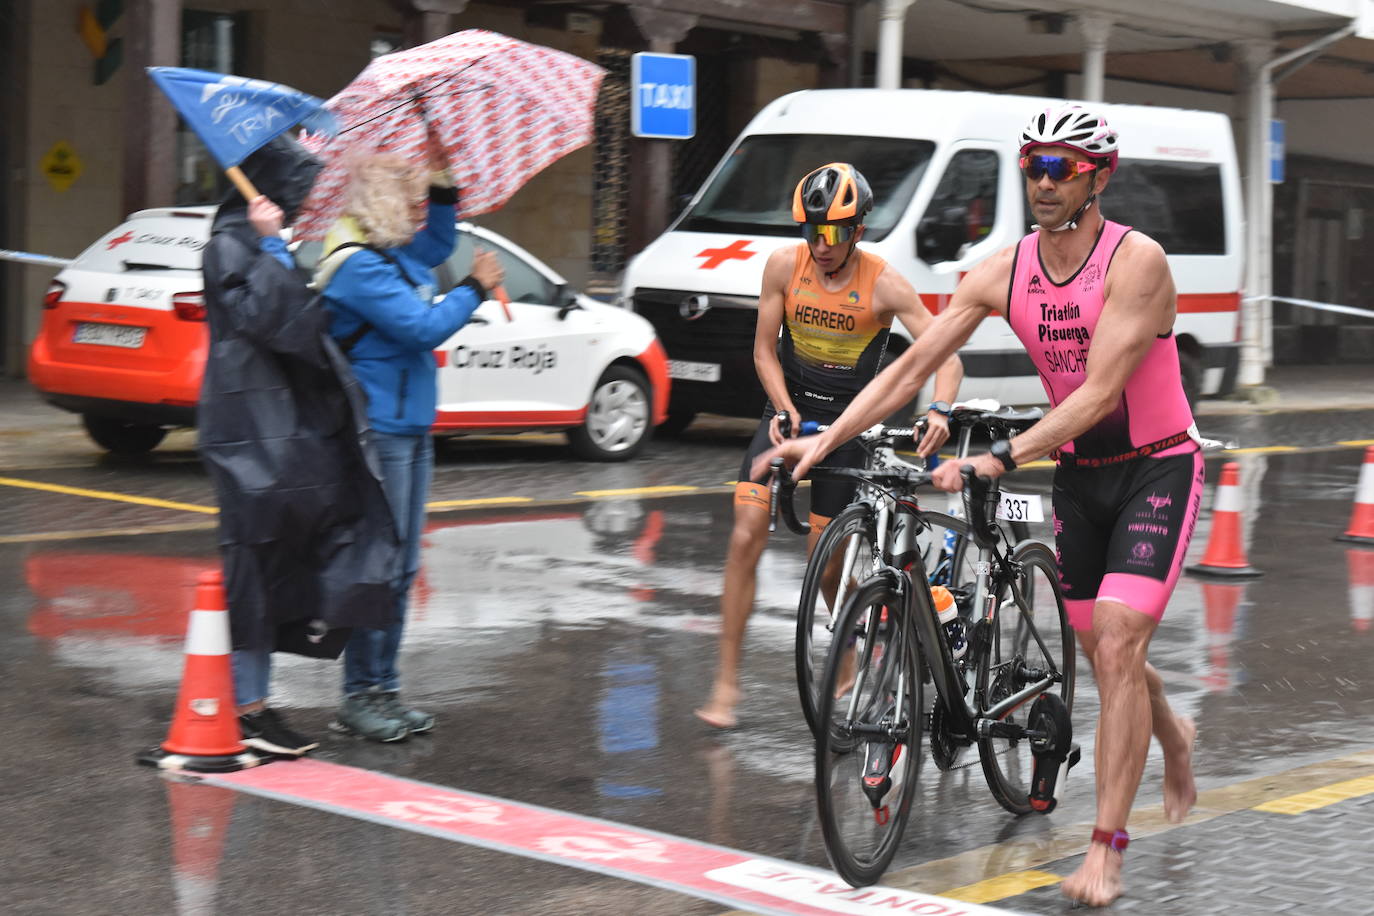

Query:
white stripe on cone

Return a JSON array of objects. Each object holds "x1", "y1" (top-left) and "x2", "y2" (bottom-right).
[
  {"x1": 1214, "y1": 483, "x2": 1243, "y2": 514},
  {"x1": 1355, "y1": 460, "x2": 1374, "y2": 504},
  {"x1": 185, "y1": 609, "x2": 231, "y2": 656}
]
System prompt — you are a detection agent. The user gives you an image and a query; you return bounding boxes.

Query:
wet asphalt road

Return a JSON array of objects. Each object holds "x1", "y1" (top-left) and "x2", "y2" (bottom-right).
[{"x1": 2, "y1": 407, "x2": 1373, "y2": 914}]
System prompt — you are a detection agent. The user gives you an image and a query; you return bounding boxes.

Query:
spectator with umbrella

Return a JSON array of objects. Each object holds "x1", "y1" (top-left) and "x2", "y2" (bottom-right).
[
  {"x1": 293, "y1": 30, "x2": 603, "y2": 741},
  {"x1": 310, "y1": 145, "x2": 502, "y2": 741},
  {"x1": 148, "y1": 67, "x2": 404, "y2": 754}
]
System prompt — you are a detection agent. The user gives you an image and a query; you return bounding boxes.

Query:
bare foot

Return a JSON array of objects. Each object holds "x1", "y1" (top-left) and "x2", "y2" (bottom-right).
[
  {"x1": 694, "y1": 682, "x2": 739, "y2": 729},
  {"x1": 1163, "y1": 715, "x2": 1197, "y2": 823},
  {"x1": 1060, "y1": 843, "x2": 1123, "y2": 907}
]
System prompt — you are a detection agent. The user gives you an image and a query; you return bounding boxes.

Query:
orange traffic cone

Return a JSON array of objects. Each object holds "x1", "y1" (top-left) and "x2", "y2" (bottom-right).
[
  {"x1": 1348, "y1": 549, "x2": 1374, "y2": 634},
  {"x1": 138, "y1": 571, "x2": 259, "y2": 772},
  {"x1": 1336, "y1": 446, "x2": 1374, "y2": 545},
  {"x1": 1200, "y1": 582, "x2": 1247, "y2": 692},
  {"x1": 1187, "y1": 461, "x2": 1262, "y2": 578},
  {"x1": 165, "y1": 778, "x2": 235, "y2": 914}
]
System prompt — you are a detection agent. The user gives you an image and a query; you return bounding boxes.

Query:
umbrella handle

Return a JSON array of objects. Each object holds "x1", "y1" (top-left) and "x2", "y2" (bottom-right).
[
  {"x1": 225, "y1": 166, "x2": 261, "y2": 201},
  {"x1": 492, "y1": 284, "x2": 512, "y2": 322}
]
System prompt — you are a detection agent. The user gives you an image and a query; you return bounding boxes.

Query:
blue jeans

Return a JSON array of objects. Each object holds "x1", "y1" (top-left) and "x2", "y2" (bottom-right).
[
  {"x1": 232, "y1": 646, "x2": 270, "y2": 709},
  {"x1": 343, "y1": 432, "x2": 432, "y2": 697}
]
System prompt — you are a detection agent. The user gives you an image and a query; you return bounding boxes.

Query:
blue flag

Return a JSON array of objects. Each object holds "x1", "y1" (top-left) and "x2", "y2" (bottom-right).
[{"x1": 147, "y1": 67, "x2": 338, "y2": 169}]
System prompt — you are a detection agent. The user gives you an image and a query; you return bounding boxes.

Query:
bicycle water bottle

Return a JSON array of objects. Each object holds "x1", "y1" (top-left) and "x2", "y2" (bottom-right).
[{"x1": 931, "y1": 585, "x2": 967, "y2": 660}]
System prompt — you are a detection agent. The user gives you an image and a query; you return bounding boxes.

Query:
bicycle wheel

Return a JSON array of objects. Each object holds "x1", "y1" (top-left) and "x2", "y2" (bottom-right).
[
  {"x1": 796, "y1": 502, "x2": 880, "y2": 740},
  {"x1": 815, "y1": 575, "x2": 923, "y2": 887},
  {"x1": 977, "y1": 539, "x2": 1075, "y2": 816}
]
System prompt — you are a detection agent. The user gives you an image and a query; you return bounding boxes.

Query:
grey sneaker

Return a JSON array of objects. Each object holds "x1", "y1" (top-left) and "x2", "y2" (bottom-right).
[
  {"x1": 330, "y1": 693, "x2": 409, "y2": 742},
  {"x1": 375, "y1": 691, "x2": 435, "y2": 734}
]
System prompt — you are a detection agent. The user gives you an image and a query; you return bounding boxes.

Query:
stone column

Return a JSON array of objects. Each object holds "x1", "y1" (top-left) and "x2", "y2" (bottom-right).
[
  {"x1": 876, "y1": 0, "x2": 915, "y2": 90},
  {"x1": 121, "y1": 0, "x2": 180, "y2": 215},
  {"x1": 1078, "y1": 13, "x2": 1112, "y2": 102},
  {"x1": 626, "y1": 7, "x2": 697, "y2": 257},
  {"x1": 1236, "y1": 39, "x2": 1276, "y2": 387}
]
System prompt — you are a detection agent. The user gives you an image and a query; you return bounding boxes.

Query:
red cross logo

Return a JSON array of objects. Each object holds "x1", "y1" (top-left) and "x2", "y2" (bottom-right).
[
  {"x1": 694, "y1": 240, "x2": 756, "y2": 270},
  {"x1": 106, "y1": 231, "x2": 134, "y2": 250}
]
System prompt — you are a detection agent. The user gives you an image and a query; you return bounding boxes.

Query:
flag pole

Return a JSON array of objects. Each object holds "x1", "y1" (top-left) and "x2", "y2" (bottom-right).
[{"x1": 225, "y1": 166, "x2": 261, "y2": 201}]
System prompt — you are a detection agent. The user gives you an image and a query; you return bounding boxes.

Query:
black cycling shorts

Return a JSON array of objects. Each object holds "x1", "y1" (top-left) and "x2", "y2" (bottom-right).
[{"x1": 1052, "y1": 448, "x2": 1205, "y2": 627}]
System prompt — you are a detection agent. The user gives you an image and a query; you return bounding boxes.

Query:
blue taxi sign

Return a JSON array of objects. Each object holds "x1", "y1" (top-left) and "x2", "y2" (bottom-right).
[{"x1": 631, "y1": 52, "x2": 695, "y2": 140}]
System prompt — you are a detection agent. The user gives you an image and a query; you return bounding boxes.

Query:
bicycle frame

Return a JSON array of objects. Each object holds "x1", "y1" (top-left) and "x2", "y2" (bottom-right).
[{"x1": 879, "y1": 485, "x2": 1065, "y2": 745}]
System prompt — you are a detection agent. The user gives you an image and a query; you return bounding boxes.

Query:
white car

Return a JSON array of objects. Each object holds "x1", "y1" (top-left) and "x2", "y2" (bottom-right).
[{"x1": 31, "y1": 207, "x2": 669, "y2": 461}]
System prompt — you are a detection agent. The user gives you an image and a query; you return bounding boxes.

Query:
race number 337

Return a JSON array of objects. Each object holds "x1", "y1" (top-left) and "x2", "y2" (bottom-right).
[{"x1": 996, "y1": 491, "x2": 1044, "y2": 523}]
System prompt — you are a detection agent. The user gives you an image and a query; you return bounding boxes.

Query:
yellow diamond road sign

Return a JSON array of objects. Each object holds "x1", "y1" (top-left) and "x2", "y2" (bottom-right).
[{"x1": 41, "y1": 141, "x2": 82, "y2": 192}]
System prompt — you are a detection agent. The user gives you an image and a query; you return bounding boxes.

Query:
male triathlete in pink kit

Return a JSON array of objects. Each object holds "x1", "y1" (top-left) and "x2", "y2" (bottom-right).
[{"x1": 763, "y1": 104, "x2": 1200, "y2": 907}]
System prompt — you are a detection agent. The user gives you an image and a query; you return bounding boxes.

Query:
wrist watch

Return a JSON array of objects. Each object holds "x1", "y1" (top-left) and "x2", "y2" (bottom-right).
[
  {"x1": 990, "y1": 438, "x2": 1017, "y2": 471},
  {"x1": 926, "y1": 400, "x2": 952, "y2": 417}
]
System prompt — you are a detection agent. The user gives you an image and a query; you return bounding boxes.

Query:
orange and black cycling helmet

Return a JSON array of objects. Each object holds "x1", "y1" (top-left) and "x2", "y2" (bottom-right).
[{"x1": 792, "y1": 163, "x2": 874, "y2": 224}]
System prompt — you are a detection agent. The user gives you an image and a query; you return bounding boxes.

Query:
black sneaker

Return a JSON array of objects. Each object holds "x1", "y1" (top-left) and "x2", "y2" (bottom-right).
[{"x1": 239, "y1": 708, "x2": 319, "y2": 757}]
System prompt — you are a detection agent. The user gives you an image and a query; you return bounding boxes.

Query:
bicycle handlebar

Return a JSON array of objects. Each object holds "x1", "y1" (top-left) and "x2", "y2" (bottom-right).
[{"x1": 768, "y1": 457, "x2": 936, "y2": 536}]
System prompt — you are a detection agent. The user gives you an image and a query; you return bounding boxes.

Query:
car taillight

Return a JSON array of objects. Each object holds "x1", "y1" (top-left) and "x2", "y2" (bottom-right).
[
  {"x1": 172, "y1": 291, "x2": 206, "y2": 321},
  {"x1": 43, "y1": 281, "x2": 66, "y2": 309}
]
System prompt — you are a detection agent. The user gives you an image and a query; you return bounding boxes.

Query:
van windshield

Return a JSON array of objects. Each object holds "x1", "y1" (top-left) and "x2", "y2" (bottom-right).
[{"x1": 678, "y1": 134, "x2": 935, "y2": 241}]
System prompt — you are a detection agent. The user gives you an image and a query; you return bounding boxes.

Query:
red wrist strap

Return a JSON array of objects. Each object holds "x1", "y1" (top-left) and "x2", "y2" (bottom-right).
[{"x1": 1091, "y1": 827, "x2": 1129, "y2": 852}]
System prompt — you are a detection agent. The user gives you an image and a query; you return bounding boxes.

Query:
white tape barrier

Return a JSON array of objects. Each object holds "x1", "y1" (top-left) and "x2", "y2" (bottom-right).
[
  {"x1": 0, "y1": 248, "x2": 73, "y2": 269},
  {"x1": 1244, "y1": 295, "x2": 1374, "y2": 320}
]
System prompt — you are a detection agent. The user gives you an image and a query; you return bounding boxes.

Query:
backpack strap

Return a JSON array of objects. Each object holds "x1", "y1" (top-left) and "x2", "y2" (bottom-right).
[{"x1": 324, "y1": 242, "x2": 411, "y2": 354}]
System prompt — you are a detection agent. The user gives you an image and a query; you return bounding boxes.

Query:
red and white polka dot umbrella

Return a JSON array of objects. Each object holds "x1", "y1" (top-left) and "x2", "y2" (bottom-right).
[{"x1": 295, "y1": 30, "x2": 605, "y2": 241}]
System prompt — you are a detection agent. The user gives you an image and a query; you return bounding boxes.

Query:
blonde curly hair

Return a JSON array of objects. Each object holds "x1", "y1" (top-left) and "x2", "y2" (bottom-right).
[{"x1": 342, "y1": 152, "x2": 429, "y2": 249}]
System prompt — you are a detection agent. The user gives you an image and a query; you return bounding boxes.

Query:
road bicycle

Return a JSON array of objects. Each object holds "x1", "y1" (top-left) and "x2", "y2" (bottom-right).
[
  {"x1": 771, "y1": 452, "x2": 1077, "y2": 887},
  {"x1": 782, "y1": 405, "x2": 1044, "y2": 749}
]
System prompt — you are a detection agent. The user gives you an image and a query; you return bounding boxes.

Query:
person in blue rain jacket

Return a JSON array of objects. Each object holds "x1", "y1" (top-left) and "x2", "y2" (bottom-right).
[{"x1": 314, "y1": 150, "x2": 504, "y2": 742}]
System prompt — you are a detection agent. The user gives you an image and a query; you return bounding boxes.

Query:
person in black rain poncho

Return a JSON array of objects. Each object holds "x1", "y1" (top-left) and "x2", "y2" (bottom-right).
[{"x1": 198, "y1": 135, "x2": 401, "y2": 757}]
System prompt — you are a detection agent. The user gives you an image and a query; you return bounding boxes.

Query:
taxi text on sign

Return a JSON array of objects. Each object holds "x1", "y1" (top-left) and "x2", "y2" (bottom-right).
[{"x1": 631, "y1": 53, "x2": 695, "y2": 140}]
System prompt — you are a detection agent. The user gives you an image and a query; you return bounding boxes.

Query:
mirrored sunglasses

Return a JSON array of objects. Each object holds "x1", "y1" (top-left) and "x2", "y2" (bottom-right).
[
  {"x1": 1020, "y1": 154, "x2": 1098, "y2": 182},
  {"x1": 801, "y1": 223, "x2": 858, "y2": 245}
]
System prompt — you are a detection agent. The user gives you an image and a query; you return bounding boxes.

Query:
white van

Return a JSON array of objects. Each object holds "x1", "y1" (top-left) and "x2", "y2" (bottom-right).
[{"x1": 621, "y1": 89, "x2": 1243, "y2": 430}]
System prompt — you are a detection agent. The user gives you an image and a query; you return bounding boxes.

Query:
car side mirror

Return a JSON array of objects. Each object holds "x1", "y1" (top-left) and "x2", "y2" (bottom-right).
[
  {"x1": 917, "y1": 204, "x2": 970, "y2": 264},
  {"x1": 555, "y1": 284, "x2": 583, "y2": 320}
]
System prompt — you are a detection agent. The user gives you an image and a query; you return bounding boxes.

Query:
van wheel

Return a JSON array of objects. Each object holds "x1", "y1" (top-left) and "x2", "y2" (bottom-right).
[
  {"x1": 82, "y1": 414, "x2": 167, "y2": 455},
  {"x1": 568, "y1": 366, "x2": 653, "y2": 461},
  {"x1": 656, "y1": 408, "x2": 697, "y2": 438}
]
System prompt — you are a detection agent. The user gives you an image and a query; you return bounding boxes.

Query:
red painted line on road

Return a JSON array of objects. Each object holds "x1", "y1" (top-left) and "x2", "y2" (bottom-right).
[{"x1": 202, "y1": 758, "x2": 1019, "y2": 915}]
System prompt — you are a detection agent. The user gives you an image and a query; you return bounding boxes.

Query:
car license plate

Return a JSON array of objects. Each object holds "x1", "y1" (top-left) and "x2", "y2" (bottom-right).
[
  {"x1": 667, "y1": 359, "x2": 721, "y2": 383},
  {"x1": 73, "y1": 322, "x2": 147, "y2": 349},
  {"x1": 996, "y1": 490, "x2": 1044, "y2": 523}
]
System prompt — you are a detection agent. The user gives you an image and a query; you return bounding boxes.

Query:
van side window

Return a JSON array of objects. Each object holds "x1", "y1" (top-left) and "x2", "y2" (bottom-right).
[
  {"x1": 1103, "y1": 161, "x2": 1225, "y2": 255},
  {"x1": 917, "y1": 149, "x2": 999, "y2": 264}
]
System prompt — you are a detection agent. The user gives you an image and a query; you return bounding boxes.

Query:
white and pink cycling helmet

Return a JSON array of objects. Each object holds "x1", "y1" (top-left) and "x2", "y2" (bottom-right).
[{"x1": 1019, "y1": 104, "x2": 1119, "y2": 172}]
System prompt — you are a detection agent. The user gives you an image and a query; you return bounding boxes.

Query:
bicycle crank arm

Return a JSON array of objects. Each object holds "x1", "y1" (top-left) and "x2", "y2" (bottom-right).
[
  {"x1": 976, "y1": 718, "x2": 1033, "y2": 740},
  {"x1": 846, "y1": 722, "x2": 912, "y2": 742}
]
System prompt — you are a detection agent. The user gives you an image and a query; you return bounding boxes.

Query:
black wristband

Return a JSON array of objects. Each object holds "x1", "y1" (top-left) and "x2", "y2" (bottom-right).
[
  {"x1": 428, "y1": 185, "x2": 458, "y2": 206},
  {"x1": 459, "y1": 275, "x2": 488, "y2": 301}
]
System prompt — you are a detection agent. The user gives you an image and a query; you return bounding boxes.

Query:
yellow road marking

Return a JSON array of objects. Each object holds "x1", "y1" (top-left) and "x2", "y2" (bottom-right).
[
  {"x1": 426, "y1": 496, "x2": 533, "y2": 509},
  {"x1": 0, "y1": 520, "x2": 217, "y2": 545},
  {"x1": 1254, "y1": 773, "x2": 1374, "y2": 815},
  {"x1": 1338, "y1": 439, "x2": 1374, "y2": 447},
  {"x1": 942, "y1": 870, "x2": 1063, "y2": 903},
  {"x1": 0, "y1": 475, "x2": 217, "y2": 514},
  {"x1": 1226, "y1": 445, "x2": 1299, "y2": 454},
  {"x1": 573, "y1": 485, "x2": 699, "y2": 498},
  {"x1": 874, "y1": 748, "x2": 1374, "y2": 905}
]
